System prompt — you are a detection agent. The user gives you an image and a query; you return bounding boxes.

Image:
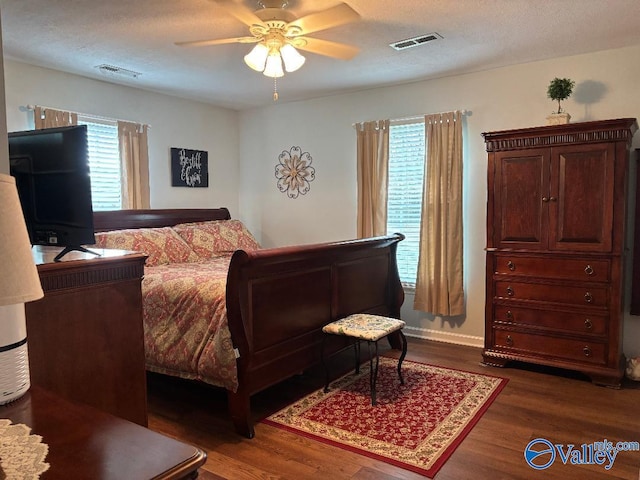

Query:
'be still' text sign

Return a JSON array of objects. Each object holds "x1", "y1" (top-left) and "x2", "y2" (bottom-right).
[{"x1": 171, "y1": 147, "x2": 209, "y2": 187}]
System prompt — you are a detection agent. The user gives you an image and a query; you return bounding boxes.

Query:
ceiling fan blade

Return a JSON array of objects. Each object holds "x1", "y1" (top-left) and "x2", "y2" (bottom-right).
[
  {"x1": 287, "y1": 3, "x2": 360, "y2": 36},
  {"x1": 213, "y1": 0, "x2": 266, "y2": 27},
  {"x1": 295, "y1": 37, "x2": 359, "y2": 60},
  {"x1": 175, "y1": 36, "x2": 260, "y2": 48}
]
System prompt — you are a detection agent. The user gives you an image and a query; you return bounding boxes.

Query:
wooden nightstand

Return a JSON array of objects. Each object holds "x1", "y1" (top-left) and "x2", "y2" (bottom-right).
[
  {"x1": 1, "y1": 386, "x2": 206, "y2": 479},
  {"x1": 26, "y1": 247, "x2": 148, "y2": 425}
]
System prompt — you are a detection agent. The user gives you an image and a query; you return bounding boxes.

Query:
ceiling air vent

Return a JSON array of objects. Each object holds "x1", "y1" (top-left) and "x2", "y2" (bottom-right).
[
  {"x1": 95, "y1": 64, "x2": 141, "y2": 79},
  {"x1": 389, "y1": 32, "x2": 443, "y2": 51}
]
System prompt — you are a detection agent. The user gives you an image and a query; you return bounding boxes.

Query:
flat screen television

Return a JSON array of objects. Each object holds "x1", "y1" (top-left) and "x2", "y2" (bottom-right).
[{"x1": 8, "y1": 125, "x2": 99, "y2": 262}]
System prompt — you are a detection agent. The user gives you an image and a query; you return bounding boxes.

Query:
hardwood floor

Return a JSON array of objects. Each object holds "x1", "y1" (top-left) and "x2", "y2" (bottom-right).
[{"x1": 147, "y1": 338, "x2": 640, "y2": 479}]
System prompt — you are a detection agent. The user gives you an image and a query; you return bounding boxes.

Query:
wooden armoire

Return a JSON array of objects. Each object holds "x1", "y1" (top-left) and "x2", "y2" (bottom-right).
[{"x1": 482, "y1": 118, "x2": 638, "y2": 387}]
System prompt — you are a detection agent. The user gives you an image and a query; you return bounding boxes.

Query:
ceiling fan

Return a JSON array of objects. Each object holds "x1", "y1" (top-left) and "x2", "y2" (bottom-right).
[{"x1": 176, "y1": 0, "x2": 361, "y2": 79}]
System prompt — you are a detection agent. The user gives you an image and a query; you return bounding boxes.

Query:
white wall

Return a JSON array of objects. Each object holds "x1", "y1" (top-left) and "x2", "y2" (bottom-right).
[
  {"x1": 238, "y1": 45, "x2": 640, "y2": 356},
  {"x1": 3, "y1": 60, "x2": 240, "y2": 214}
]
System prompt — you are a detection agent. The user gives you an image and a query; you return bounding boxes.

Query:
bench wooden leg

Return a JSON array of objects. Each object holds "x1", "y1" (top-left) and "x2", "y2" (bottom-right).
[
  {"x1": 386, "y1": 329, "x2": 403, "y2": 350},
  {"x1": 397, "y1": 330, "x2": 407, "y2": 385},
  {"x1": 323, "y1": 336, "x2": 363, "y2": 393},
  {"x1": 322, "y1": 334, "x2": 330, "y2": 393},
  {"x1": 367, "y1": 340, "x2": 380, "y2": 406}
]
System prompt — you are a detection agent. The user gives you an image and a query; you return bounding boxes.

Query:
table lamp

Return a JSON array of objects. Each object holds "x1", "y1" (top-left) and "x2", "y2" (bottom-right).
[{"x1": 0, "y1": 173, "x2": 44, "y2": 405}]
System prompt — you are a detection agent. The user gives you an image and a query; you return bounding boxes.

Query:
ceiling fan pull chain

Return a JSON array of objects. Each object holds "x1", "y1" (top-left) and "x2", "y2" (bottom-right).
[{"x1": 273, "y1": 77, "x2": 279, "y2": 101}]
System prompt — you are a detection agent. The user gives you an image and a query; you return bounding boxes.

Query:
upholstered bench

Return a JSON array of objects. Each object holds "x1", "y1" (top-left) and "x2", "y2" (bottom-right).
[{"x1": 322, "y1": 314, "x2": 407, "y2": 405}]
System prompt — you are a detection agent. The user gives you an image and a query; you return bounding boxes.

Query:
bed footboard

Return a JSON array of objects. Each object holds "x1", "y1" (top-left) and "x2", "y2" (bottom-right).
[
  {"x1": 226, "y1": 234, "x2": 405, "y2": 438},
  {"x1": 93, "y1": 209, "x2": 404, "y2": 439}
]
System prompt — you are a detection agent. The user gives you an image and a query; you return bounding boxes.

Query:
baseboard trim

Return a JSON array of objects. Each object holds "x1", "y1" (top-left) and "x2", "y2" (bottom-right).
[{"x1": 404, "y1": 326, "x2": 484, "y2": 348}]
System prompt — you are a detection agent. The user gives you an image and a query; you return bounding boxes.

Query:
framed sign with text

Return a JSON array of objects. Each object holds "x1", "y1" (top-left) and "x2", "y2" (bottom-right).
[{"x1": 171, "y1": 147, "x2": 209, "y2": 187}]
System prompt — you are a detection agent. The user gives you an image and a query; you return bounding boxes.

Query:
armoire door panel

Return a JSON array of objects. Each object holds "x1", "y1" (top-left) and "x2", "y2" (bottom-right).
[
  {"x1": 549, "y1": 143, "x2": 615, "y2": 252},
  {"x1": 493, "y1": 149, "x2": 548, "y2": 249}
]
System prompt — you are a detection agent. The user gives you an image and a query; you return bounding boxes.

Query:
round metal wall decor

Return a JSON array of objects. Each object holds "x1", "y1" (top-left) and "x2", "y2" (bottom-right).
[{"x1": 274, "y1": 146, "x2": 315, "y2": 199}]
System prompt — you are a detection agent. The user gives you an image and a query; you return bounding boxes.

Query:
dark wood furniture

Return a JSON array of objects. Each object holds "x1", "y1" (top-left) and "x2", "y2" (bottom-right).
[
  {"x1": 1, "y1": 386, "x2": 206, "y2": 480},
  {"x1": 93, "y1": 208, "x2": 231, "y2": 230},
  {"x1": 94, "y1": 209, "x2": 405, "y2": 438},
  {"x1": 630, "y1": 149, "x2": 640, "y2": 315},
  {"x1": 482, "y1": 118, "x2": 638, "y2": 387},
  {"x1": 26, "y1": 247, "x2": 148, "y2": 426}
]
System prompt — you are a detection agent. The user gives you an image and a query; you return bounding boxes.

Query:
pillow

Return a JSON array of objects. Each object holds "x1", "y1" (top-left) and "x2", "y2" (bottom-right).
[
  {"x1": 173, "y1": 219, "x2": 261, "y2": 260},
  {"x1": 93, "y1": 227, "x2": 199, "y2": 266}
]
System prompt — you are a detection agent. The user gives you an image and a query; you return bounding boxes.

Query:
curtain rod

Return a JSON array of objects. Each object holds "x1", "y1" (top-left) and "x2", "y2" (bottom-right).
[
  {"x1": 353, "y1": 109, "x2": 469, "y2": 128},
  {"x1": 25, "y1": 104, "x2": 150, "y2": 128}
]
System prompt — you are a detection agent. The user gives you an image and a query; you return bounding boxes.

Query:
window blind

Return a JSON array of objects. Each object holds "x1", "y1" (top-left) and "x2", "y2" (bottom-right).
[
  {"x1": 78, "y1": 117, "x2": 122, "y2": 211},
  {"x1": 387, "y1": 121, "x2": 426, "y2": 288}
]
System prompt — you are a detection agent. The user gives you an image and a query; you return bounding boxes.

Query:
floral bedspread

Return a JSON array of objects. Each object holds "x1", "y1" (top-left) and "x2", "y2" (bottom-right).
[{"x1": 142, "y1": 255, "x2": 238, "y2": 392}]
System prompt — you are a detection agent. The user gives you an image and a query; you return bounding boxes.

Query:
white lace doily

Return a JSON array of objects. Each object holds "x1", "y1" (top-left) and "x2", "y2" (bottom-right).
[{"x1": 0, "y1": 419, "x2": 49, "y2": 479}]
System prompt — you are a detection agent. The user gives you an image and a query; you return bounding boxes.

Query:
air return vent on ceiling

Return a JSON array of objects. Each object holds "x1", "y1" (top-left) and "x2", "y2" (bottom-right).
[
  {"x1": 95, "y1": 64, "x2": 142, "y2": 79},
  {"x1": 389, "y1": 32, "x2": 443, "y2": 51}
]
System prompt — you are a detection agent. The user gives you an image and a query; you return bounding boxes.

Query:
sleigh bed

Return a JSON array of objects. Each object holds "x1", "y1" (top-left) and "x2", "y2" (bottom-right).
[{"x1": 93, "y1": 208, "x2": 404, "y2": 438}]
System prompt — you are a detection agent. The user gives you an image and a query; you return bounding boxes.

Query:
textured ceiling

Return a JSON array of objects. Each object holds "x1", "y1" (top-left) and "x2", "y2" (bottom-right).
[{"x1": 2, "y1": 0, "x2": 640, "y2": 110}]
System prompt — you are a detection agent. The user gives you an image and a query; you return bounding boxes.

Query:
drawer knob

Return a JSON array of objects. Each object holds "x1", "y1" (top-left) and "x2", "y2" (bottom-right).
[
  {"x1": 506, "y1": 310, "x2": 514, "y2": 320},
  {"x1": 506, "y1": 335, "x2": 514, "y2": 347},
  {"x1": 507, "y1": 261, "x2": 515, "y2": 271},
  {"x1": 506, "y1": 286, "x2": 514, "y2": 296},
  {"x1": 584, "y1": 318, "x2": 593, "y2": 330},
  {"x1": 584, "y1": 292, "x2": 593, "y2": 303},
  {"x1": 583, "y1": 346, "x2": 592, "y2": 357},
  {"x1": 584, "y1": 265, "x2": 594, "y2": 276},
  {"x1": 542, "y1": 196, "x2": 549, "y2": 203}
]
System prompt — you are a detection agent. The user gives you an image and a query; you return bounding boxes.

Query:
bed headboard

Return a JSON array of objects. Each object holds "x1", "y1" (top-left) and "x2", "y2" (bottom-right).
[{"x1": 93, "y1": 208, "x2": 231, "y2": 232}]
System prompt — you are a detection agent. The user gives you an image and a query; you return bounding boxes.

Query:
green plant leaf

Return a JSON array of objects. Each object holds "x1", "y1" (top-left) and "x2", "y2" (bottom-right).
[{"x1": 547, "y1": 77, "x2": 575, "y2": 101}]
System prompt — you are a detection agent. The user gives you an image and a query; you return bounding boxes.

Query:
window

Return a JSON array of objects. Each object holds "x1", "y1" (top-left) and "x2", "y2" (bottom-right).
[
  {"x1": 387, "y1": 121, "x2": 426, "y2": 288},
  {"x1": 77, "y1": 116, "x2": 122, "y2": 211}
]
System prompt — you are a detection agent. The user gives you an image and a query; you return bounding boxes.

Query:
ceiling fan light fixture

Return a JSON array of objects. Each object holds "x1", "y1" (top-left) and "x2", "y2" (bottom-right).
[
  {"x1": 280, "y1": 44, "x2": 305, "y2": 72},
  {"x1": 244, "y1": 43, "x2": 269, "y2": 72},
  {"x1": 177, "y1": 0, "x2": 361, "y2": 98},
  {"x1": 263, "y1": 52, "x2": 284, "y2": 78}
]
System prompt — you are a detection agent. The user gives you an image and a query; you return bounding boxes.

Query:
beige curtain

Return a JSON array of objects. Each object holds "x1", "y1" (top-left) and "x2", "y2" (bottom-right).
[
  {"x1": 414, "y1": 111, "x2": 464, "y2": 316},
  {"x1": 118, "y1": 121, "x2": 150, "y2": 209},
  {"x1": 356, "y1": 120, "x2": 390, "y2": 238},
  {"x1": 34, "y1": 106, "x2": 77, "y2": 129}
]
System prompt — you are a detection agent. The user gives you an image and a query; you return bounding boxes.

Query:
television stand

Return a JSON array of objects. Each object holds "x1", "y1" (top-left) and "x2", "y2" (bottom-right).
[
  {"x1": 53, "y1": 245, "x2": 101, "y2": 262},
  {"x1": 27, "y1": 247, "x2": 148, "y2": 425}
]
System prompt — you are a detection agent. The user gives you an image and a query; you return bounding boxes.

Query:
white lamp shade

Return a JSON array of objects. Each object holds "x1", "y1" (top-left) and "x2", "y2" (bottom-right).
[
  {"x1": 244, "y1": 43, "x2": 269, "y2": 72},
  {"x1": 263, "y1": 52, "x2": 284, "y2": 78},
  {"x1": 0, "y1": 174, "x2": 43, "y2": 306},
  {"x1": 280, "y1": 44, "x2": 305, "y2": 73}
]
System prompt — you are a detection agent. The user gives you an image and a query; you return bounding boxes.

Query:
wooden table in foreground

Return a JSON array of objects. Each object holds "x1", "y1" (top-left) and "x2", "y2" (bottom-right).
[{"x1": 1, "y1": 386, "x2": 206, "y2": 480}]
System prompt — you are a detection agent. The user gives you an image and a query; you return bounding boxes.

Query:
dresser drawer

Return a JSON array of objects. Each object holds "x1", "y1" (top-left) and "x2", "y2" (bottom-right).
[
  {"x1": 493, "y1": 305, "x2": 607, "y2": 335},
  {"x1": 493, "y1": 255, "x2": 610, "y2": 282},
  {"x1": 493, "y1": 329, "x2": 607, "y2": 365},
  {"x1": 494, "y1": 280, "x2": 608, "y2": 307}
]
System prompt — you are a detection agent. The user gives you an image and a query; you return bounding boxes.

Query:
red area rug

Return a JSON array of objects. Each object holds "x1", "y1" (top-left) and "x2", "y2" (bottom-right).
[{"x1": 263, "y1": 357, "x2": 507, "y2": 477}]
